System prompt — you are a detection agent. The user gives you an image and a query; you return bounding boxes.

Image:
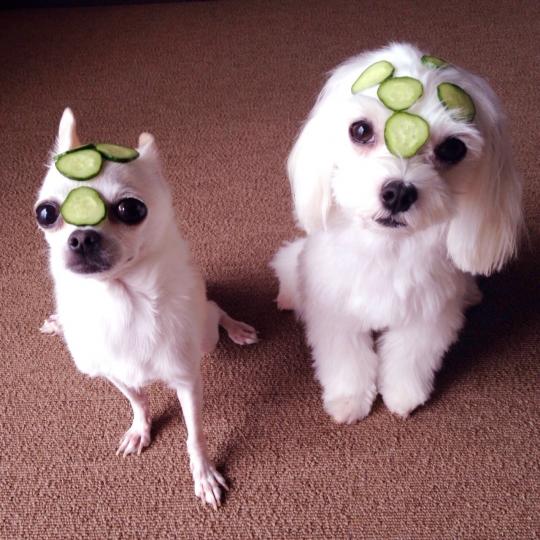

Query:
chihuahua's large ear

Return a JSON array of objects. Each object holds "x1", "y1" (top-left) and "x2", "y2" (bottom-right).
[
  {"x1": 137, "y1": 132, "x2": 159, "y2": 160},
  {"x1": 288, "y1": 104, "x2": 337, "y2": 233},
  {"x1": 446, "y1": 83, "x2": 523, "y2": 276},
  {"x1": 55, "y1": 107, "x2": 80, "y2": 153}
]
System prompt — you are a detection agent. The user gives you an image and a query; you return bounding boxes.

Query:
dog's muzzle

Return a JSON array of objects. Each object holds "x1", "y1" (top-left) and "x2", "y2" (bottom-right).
[{"x1": 66, "y1": 229, "x2": 113, "y2": 274}]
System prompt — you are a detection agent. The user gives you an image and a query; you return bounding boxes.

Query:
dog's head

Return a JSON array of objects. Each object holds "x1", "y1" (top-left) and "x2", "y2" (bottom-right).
[
  {"x1": 35, "y1": 108, "x2": 173, "y2": 278},
  {"x1": 288, "y1": 42, "x2": 522, "y2": 275}
]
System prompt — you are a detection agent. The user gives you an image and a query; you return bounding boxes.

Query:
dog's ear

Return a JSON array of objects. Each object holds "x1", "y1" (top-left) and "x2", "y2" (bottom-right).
[
  {"x1": 288, "y1": 107, "x2": 336, "y2": 233},
  {"x1": 55, "y1": 107, "x2": 80, "y2": 153},
  {"x1": 446, "y1": 80, "x2": 523, "y2": 275},
  {"x1": 137, "y1": 132, "x2": 158, "y2": 160}
]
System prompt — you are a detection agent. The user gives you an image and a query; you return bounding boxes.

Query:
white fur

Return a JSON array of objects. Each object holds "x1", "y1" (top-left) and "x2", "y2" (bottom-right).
[
  {"x1": 36, "y1": 108, "x2": 257, "y2": 508},
  {"x1": 271, "y1": 43, "x2": 522, "y2": 422}
]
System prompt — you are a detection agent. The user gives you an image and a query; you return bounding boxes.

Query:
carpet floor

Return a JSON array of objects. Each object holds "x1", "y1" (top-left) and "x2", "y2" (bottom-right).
[{"x1": 1, "y1": 1, "x2": 538, "y2": 538}]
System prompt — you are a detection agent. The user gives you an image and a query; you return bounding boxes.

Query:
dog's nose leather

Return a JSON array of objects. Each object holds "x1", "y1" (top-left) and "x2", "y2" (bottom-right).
[
  {"x1": 381, "y1": 181, "x2": 418, "y2": 214},
  {"x1": 68, "y1": 229, "x2": 102, "y2": 254}
]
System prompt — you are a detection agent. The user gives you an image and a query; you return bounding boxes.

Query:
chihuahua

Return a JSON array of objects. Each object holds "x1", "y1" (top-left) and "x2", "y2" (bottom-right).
[{"x1": 35, "y1": 108, "x2": 257, "y2": 509}]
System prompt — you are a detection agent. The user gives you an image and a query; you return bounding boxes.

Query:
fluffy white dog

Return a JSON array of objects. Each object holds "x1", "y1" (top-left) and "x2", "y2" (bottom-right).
[
  {"x1": 36, "y1": 108, "x2": 257, "y2": 508},
  {"x1": 271, "y1": 43, "x2": 522, "y2": 423}
]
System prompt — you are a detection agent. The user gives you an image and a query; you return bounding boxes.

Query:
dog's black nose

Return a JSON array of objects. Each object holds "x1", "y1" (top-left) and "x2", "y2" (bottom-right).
[
  {"x1": 68, "y1": 229, "x2": 102, "y2": 254},
  {"x1": 380, "y1": 181, "x2": 418, "y2": 214}
]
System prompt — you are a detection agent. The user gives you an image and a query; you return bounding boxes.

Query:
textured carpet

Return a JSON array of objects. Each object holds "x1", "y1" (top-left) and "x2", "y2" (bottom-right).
[{"x1": 1, "y1": 1, "x2": 538, "y2": 538}]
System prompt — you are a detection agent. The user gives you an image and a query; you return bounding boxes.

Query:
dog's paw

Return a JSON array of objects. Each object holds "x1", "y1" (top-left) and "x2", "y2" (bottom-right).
[
  {"x1": 382, "y1": 385, "x2": 430, "y2": 418},
  {"x1": 191, "y1": 462, "x2": 228, "y2": 510},
  {"x1": 116, "y1": 422, "x2": 151, "y2": 457},
  {"x1": 225, "y1": 320, "x2": 258, "y2": 346},
  {"x1": 40, "y1": 314, "x2": 63, "y2": 336},
  {"x1": 324, "y1": 392, "x2": 374, "y2": 424}
]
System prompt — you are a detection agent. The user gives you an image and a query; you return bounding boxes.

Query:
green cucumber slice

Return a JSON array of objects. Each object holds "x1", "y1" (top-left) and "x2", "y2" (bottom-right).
[
  {"x1": 421, "y1": 55, "x2": 448, "y2": 69},
  {"x1": 55, "y1": 148, "x2": 103, "y2": 180},
  {"x1": 95, "y1": 143, "x2": 139, "y2": 163},
  {"x1": 377, "y1": 77, "x2": 424, "y2": 111},
  {"x1": 437, "y1": 82, "x2": 476, "y2": 122},
  {"x1": 61, "y1": 186, "x2": 107, "y2": 226},
  {"x1": 54, "y1": 143, "x2": 97, "y2": 162},
  {"x1": 352, "y1": 61, "x2": 395, "y2": 93},
  {"x1": 384, "y1": 112, "x2": 430, "y2": 158}
]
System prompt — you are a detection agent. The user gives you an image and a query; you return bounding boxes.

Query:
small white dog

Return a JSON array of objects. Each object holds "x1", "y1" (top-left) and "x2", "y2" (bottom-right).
[
  {"x1": 271, "y1": 43, "x2": 522, "y2": 423},
  {"x1": 36, "y1": 108, "x2": 257, "y2": 508}
]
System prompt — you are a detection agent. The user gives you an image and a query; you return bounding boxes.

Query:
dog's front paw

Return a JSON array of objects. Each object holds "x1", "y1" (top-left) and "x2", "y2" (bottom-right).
[
  {"x1": 191, "y1": 461, "x2": 228, "y2": 510},
  {"x1": 324, "y1": 391, "x2": 375, "y2": 424},
  {"x1": 40, "y1": 314, "x2": 63, "y2": 336},
  {"x1": 382, "y1": 385, "x2": 430, "y2": 418},
  {"x1": 116, "y1": 422, "x2": 151, "y2": 457}
]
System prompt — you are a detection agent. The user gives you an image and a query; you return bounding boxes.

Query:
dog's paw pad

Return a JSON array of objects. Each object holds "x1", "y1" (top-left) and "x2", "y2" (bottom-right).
[{"x1": 324, "y1": 394, "x2": 374, "y2": 424}]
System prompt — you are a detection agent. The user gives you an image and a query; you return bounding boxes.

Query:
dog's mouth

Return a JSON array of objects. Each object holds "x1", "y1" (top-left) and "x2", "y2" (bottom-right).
[
  {"x1": 375, "y1": 216, "x2": 406, "y2": 228},
  {"x1": 67, "y1": 255, "x2": 113, "y2": 274},
  {"x1": 65, "y1": 234, "x2": 118, "y2": 275}
]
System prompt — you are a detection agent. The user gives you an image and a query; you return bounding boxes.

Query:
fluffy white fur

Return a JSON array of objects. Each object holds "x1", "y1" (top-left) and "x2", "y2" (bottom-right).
[
  {"x1": 36, "y1": 108, "x2": 257, "y2": 508},
  {"x1": 271, "y1": 43, "x2": 522, "y2": 423}
]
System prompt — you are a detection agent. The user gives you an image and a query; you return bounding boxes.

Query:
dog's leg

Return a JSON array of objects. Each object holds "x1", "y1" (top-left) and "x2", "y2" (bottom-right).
[
  {"x1": 378, "y1": 305, "x2": 464, "y2": 418},
  {"x1": 177, "y1": 378, "x2": 227, "y2": 510},
  {"x1": 203, "y1": 301, "x2": 257, "y2": 353},
  {"x1": 307, "y1": 319, "x2": 378, "y2": 424},
  {"x1": 108, "y1": 378, "x2": 152, "y2": 457},
  {"x1": 201, "y1": 301, "x2": 221, "y2": 354},
  {"x1": 269, "y1": 238, "x2": 305, "y2": 311}
]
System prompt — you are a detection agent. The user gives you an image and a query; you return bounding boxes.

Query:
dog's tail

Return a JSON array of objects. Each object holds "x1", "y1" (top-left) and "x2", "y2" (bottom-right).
[{"x1": 269, "y1": 238, "x2": 305, "y2": 313}]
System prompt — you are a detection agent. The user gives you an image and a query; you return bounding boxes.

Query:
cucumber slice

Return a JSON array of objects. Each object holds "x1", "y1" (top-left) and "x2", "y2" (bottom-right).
[
  {"x1": 54, "y1": 143, "x2": 97, "y2": 162},
  {"x1": 437, "y1": 82, "x2": 476, "y2": 122},
  {"x1": 421, "y1": 55, "x2": 448, "y2": 69},
  {"x1": 351, "y1": 61, "x2": 395, "y2": 93},
  {"x1": 55, "y1": 148, "x2": 103, "y2": 180},
  {"x1": 384, "y1": 112, "x2": 430, "y2": 158},
  {"x1": 95, "y1": 143, "x2": 139, "y2": 163},
  {"x1": 377, "y1": 77, "x2": 424, "y2": 111},
  {"x1": 61, "y1": 186, "x2": 107, "y2": 226}
]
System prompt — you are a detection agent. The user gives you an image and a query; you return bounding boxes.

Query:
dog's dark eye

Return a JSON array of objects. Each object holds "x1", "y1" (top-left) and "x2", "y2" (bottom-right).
[
  {"x1": 114, "y1": 198, "x2": 147, "y2": 225},
  {"x1": 434, "y1": 137, "x2": 467, "y2": 165},
  {"x1": 349, "y1": 120, "x2": 374, "y2": 144},
  {"x1": 35, "y1": 201, "x2": 60, "y2": 228}
]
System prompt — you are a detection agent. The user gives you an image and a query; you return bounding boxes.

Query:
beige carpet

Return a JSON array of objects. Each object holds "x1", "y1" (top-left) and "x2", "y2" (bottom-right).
[{"x1": 1, "y1": 1, "x2": 538, "y2": 538}]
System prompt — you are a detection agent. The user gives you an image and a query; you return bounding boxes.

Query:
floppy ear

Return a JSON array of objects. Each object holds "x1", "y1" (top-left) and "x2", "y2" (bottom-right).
[
  {"x1": 55, "y1": 107, "x2": 80, "y2": 153},
  {"x1": 446, "y1": 89, "x2": 523, "y2": 276},
  {"x1": 288, "y1": 104, "x2": 337, "y2": 233}
]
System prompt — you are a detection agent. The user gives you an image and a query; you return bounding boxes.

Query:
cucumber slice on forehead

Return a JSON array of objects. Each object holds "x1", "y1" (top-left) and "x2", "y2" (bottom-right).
[
  {"x1": 61, "y1": 186, "x2": 107, "y2": 226},
  {"x1": 352, "y1": 60, "x2": 395, "y2": 93},
  {"x1": 421, "y1": 55, "x2": 448, "y2": 69},
  {"x1": 55, "y1": 148, "x2": 103, "y2": 180},
  {"x1": 95, "y1": 143, "x2": 139, "y2": 163},
  {"x1": 437, "y1": 82, "x2": 476, "y2": 121},
  {"x1": 377, "y1": 77, "x2": 424, "y2": 111},
  {"x1": 384, "y1": 112, "x2": 430, "y2": 158},
  {"x1": 54, "y1": 142, "x2": 139, "y2": 179},
  {"x1": 54, "y1": 143, "x2": 96, "y2": 161}
]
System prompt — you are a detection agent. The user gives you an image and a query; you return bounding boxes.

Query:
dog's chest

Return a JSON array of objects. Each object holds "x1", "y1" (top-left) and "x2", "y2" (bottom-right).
[
  {"x1": 304, "y1": 230, "x2": 460, "y2": 329},
  {"x1": 347, "y1": 255, "x2": 446, "y2": 327},
  {"x1": 57, "y1": 278, "x2": 190, "y2": 384}
]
